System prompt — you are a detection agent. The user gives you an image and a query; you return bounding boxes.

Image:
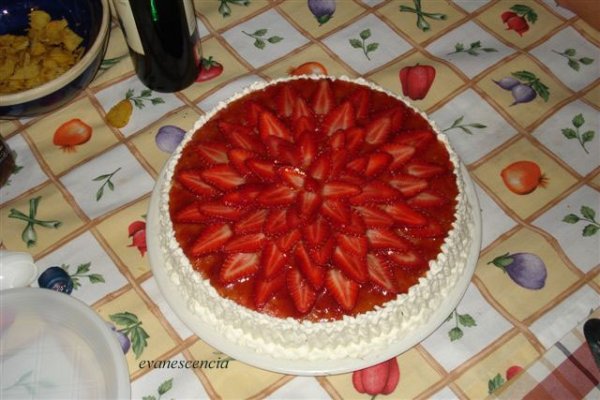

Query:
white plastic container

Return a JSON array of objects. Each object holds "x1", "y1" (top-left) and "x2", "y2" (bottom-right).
[
  {"x1": 0, "y1": 251, "x2": 38, "y2": 291},
  {"x1": 0, "y1": 288, "x2": 130, "y2": 399}
]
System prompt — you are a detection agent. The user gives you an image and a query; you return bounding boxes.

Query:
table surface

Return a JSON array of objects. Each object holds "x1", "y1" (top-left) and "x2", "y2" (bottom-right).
[{"x1": 1, "y1": 1, "x2": 599, "y2": 399}]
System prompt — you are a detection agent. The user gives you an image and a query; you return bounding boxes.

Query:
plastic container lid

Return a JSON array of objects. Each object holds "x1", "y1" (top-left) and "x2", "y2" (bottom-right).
[
  {"x1": 0, "y1": 288, "x2": 130, "y2": 399},
  {"x1": 0, "y1": 251, "x2": 38, "y2": 291}
]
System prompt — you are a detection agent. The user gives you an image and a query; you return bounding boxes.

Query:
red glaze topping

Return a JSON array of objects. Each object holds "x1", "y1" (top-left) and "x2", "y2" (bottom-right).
[{"x1": 169, "y1": 78, "x2": 458, "y2": 321}]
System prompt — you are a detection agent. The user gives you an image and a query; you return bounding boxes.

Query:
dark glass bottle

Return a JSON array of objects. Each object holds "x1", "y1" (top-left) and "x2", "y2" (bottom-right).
[{"x1": 113, "y1": 0, "x2": 201, "y2": 92}]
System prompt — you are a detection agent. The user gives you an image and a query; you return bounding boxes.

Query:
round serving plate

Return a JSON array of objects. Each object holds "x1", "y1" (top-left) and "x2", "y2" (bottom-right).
[{"x1": 147, "y1": 160, "x2": 481, "y2": 376}]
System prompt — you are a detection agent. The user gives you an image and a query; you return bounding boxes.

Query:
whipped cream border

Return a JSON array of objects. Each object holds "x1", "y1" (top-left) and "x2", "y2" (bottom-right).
[{"x1": 158, "y1": 75, "x2": 474, "y2": 361}]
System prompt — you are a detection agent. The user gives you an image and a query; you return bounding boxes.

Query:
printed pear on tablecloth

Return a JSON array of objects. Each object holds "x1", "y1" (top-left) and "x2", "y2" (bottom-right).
[{"x1": 95, "y1": 76, "x2": 184, "y2": 136}]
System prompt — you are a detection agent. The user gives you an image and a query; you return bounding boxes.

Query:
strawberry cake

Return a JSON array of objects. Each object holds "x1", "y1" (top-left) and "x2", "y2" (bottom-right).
[{"x1": 158, "y1": 76, "x2": 474, "y2": 360}]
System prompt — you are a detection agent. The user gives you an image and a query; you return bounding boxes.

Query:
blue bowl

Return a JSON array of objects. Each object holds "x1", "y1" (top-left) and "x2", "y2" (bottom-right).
[{"x1": 0, "y1": 0, "x2": 110, "y2": 119}]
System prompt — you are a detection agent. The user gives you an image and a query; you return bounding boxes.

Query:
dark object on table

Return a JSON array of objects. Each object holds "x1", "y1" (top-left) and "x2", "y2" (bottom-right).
[
  {"x1": 0, "y1": 136, "x2": 15, "y2": 187},
  {"x1": 584, "y1": 318, "x2": 600, "y2": 371},
  {"x1": 556, "y1": 0, "x2": 600, "y2": 31},
  {"x1": 112, "y1": 0, "x2": 201, "y2": 93},
  {"x1": 37, "y1": 266, "x2": 74, "y2": 294},
  {"x1": 0, "y1": 0, "x2": 110, "y2": 119}
]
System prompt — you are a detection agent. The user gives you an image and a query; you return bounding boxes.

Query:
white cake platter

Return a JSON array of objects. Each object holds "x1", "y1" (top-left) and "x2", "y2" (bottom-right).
[{"x1": 147, "y1": 162, "x2": 481, "y2": 376}]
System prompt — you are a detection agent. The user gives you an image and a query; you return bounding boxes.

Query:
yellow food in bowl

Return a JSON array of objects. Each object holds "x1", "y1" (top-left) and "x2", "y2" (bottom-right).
[{"x1": 0, "y1": 10, "x2": 84, "y2": 94}]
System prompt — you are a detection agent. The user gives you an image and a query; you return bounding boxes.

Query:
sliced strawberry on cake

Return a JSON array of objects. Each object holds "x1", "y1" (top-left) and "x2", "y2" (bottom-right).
[{"x1": 168, "y1": 77, "x2": 459, "y2": 320}]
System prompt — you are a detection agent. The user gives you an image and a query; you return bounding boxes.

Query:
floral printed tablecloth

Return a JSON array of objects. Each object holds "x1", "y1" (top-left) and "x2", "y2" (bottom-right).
[{"x1": 1, "y1": 0, "x2": 599, "y2": 399}]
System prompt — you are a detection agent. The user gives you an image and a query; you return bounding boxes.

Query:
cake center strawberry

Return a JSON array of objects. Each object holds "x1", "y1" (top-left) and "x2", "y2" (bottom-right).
[{"x1": 169, "y1": 78, "x2": 458, "y2": 321}]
